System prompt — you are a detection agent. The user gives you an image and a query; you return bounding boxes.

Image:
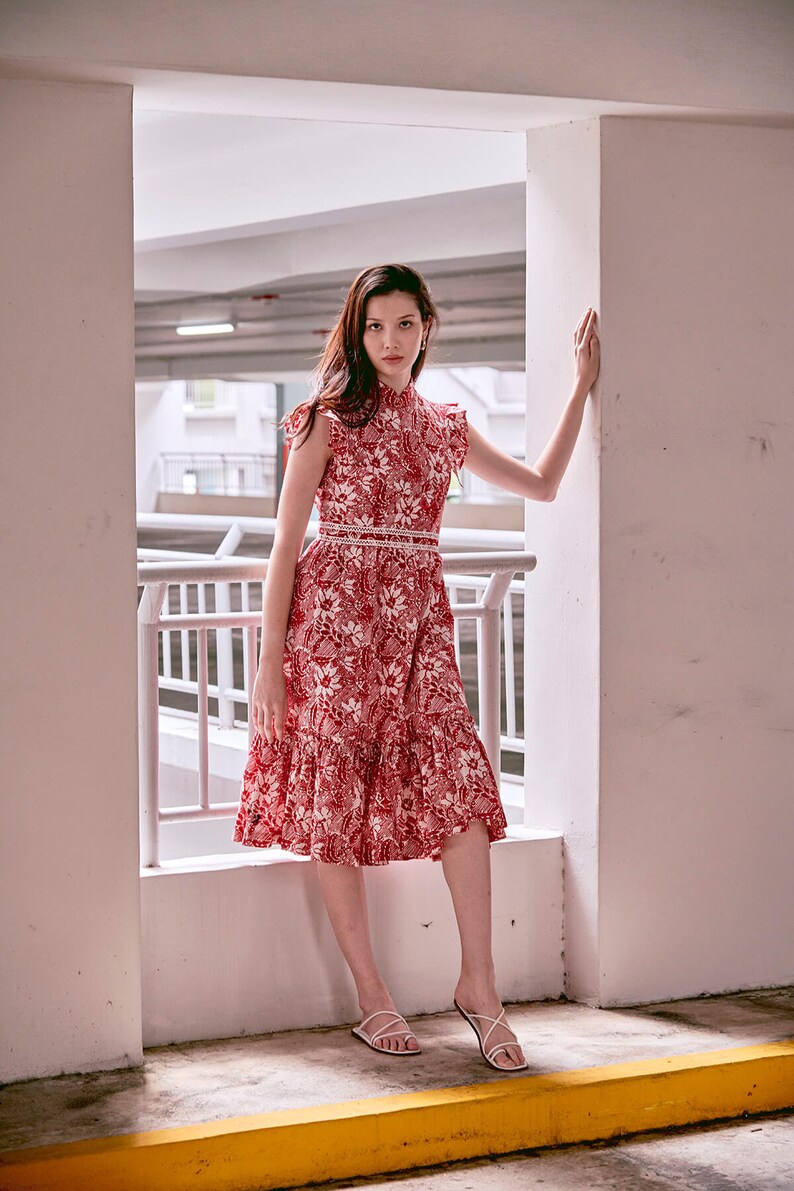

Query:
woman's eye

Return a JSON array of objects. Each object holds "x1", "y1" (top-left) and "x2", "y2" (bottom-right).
[{"x1": 365, "y1": 321, "x2": 415, "y2": 330}]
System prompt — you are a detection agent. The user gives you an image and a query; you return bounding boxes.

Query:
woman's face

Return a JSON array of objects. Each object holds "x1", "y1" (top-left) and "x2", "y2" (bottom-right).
[{"x1": 361, "y1": 290, "x2": 429, "y2": 391}]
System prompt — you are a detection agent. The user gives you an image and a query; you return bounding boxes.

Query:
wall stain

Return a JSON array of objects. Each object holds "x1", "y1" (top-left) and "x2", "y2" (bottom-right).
[
  {"x1": 650, "y1": 704, "x2": 694, "y2": 732},
  {"x1": 748, "y1": 433, "x2": 775, "y2": 459}
]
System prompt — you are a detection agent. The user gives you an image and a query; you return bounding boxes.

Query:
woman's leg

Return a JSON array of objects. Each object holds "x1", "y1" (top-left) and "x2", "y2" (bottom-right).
[
  {"x1": 440, "y1": 821, "x2": 526, "y2": 1069},
  {"x1": 313, "y1": 860, "x2": 420, "y2": 1052}
]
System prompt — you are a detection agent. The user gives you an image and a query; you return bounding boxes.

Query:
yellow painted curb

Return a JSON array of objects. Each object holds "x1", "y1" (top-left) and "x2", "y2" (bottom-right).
[{"x1": 1, "y1": 1040, "x2": 792, "y2": 1191}]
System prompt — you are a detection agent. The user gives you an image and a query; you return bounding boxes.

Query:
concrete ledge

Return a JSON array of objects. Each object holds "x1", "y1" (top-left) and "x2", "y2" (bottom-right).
[
  {"x1": 2, "y1": 1040, "x2": 792, "y2": 1191},
  {"x1": 141, "y1": 829, "x2": 564, "y2": 1046}
]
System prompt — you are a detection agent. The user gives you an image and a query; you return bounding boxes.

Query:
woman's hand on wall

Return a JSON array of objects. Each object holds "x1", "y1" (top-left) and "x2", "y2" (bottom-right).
[{"x1": 574, "y1": 307, "x2": 600, "y2": 393}]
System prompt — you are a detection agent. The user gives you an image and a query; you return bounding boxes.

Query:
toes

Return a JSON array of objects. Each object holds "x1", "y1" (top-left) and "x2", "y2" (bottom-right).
[
  {"x1": 380, "y1": 1034, "x2": 420, "y2": 1053},
  {"x1": 494, "y1": 1045, "x2": 523, "y2": 1069}
]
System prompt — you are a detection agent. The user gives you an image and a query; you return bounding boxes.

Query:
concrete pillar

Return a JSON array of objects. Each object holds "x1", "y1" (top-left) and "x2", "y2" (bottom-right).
[
  {"x1": 523, "y1": 118, "x2": 602, "y2": 1003},
  {"x1": 0, "y1": 79, "x2": 143, "y2": 1080},
  {"x1": 525, "y1": 116, "x2": 794, "y2": 1007}
]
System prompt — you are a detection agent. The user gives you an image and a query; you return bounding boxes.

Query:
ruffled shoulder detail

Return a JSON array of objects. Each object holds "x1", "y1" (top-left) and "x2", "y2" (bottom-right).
[
  {"x1": 437, "y1": 402, "x2": 469, "y2": 479},
  {"x1": 315, "y1": 406, "x2": 350, "y2": 457},
  {"x1": 282, "y1": 402, "x2": 312, "y2": 447},
  {"x1": 283, "y1": 403, "x2": 349, "y2": 456}
]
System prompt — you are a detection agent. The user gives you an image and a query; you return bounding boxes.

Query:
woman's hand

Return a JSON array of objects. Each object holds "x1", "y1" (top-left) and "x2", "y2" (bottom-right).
[
  {"x1": 251, "y1": 660, "x2": 288, "y2": 746},
  {"x1": 574, "y1": 307, "x2": 600, "y2": 393}
]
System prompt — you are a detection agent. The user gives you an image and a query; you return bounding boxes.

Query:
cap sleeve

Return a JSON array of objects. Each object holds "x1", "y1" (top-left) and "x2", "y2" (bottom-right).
[
  {"x1": 283, "y1": 403, "x2": 348, "y2": 456},
  {"x1": 442, "y1": 403, "x2": 469, "y2": 478},
  {"x1": 282, "y1": 402, "x2": 311, "y2": 450},
  {"x1": 316, "y1": 407, "x2": 350, "y2": 457}
]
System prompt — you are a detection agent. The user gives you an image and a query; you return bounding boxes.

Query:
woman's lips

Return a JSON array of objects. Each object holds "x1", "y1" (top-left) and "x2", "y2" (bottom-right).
[{"x1": 383, "y1": 356, "x2": 403, "y2": 362}]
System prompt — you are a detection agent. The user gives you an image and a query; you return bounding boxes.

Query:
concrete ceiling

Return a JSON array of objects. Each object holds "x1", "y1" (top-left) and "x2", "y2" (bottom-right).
[
  {"x1": 124, "y1": 55, "x2": 792, "y2": 383},
  {"x1": 133, "y1": 112, "x2": 528, "y2": 380}
]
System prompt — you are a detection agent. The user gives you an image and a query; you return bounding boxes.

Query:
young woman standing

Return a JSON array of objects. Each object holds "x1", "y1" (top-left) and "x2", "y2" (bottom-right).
[{"x1": 233, "y1": 264, "x2": 600, "y2": 1071}]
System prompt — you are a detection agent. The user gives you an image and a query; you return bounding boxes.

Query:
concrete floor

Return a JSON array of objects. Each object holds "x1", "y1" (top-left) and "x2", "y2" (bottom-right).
[
  {"x1": 1, "y1": 985, "x2": 793, "y2": 1175},
  {"x1": 321, "y1": 1111, "x2": 794, "y2": 1190}
]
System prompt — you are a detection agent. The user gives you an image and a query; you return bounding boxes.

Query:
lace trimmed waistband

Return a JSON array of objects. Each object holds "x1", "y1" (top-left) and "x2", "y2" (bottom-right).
[{"x1": 317, "y1": 520, "x2": 440, "y2": 552}]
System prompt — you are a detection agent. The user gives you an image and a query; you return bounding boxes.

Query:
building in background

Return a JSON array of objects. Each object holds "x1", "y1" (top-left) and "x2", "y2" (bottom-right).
[{"x1": 136, "y1": 369, "x2": 525, "y2": 528}]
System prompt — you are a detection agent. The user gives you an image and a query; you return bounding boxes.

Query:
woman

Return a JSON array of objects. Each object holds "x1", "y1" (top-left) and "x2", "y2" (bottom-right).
[{"x1": 233, "y1": 263, "x2": 600, "y2": 1071}]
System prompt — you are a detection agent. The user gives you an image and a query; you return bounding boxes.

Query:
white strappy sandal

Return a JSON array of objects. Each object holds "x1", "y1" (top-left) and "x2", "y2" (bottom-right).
[
  {"x1": 453, "y1": 997, "x2": 529, "y2": 1072},
  {"x1": 351, "y1": 1009, "x2": 422, "y2": 1056}
]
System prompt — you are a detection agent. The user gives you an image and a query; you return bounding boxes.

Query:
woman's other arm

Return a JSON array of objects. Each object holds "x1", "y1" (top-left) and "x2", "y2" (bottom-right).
[
  {"x1": 253, "y1": 409, "x2": 332, "y2": 744},
  {"x1": 463, "y1": 307, "x2": 600, "y2": 503}
]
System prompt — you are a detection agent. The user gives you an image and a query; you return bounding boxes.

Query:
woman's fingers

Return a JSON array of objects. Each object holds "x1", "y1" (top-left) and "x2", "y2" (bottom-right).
[
  {"x1": 574, "y1": 309, "x2": 587, "y2": 340},
  {"x1": 257, "y1": 703, "x2": 286, "y2": 746},
  {"x1": 575, "y1": 308, "x2": 598, "y2": 352},
  {"x1": 574, "y1": 307, "x2": 594, "y2": 344}
]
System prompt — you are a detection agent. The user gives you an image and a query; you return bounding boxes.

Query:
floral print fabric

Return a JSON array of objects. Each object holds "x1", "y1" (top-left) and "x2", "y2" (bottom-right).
[{"x1": 232, "y1": 376, "x2": 508, "y2": 865}]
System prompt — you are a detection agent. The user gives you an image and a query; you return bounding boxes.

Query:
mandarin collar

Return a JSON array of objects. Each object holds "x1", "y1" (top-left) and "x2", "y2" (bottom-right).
[{"x1": 377, "y1": 375, "x2": 416, "y2": 406}]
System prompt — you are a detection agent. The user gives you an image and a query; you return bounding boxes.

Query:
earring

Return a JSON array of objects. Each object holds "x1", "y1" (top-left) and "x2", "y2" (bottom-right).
[{"x1": 421, "y1": 337, "x2": 427, "y2": 352}]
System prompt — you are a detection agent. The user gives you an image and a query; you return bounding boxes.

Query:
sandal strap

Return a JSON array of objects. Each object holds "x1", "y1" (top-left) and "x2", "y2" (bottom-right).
[
  {"x1": 457, "y1": 1000, "x2": 525, "y2": 1068},
  {"x1": 485, "y1": 1041, "x2": 515, "y2": 1062},
  {"x1": 358, "y1": 1010, "x2": 416, "y2": 1044},
  {"x1": 466, "y1": 1007, "x2": 512, "y2": 1053}
]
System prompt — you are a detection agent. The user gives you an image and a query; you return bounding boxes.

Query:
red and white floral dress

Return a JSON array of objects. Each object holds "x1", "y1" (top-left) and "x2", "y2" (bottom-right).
[{"x1": 232, "y1": 376, "x2": 508, "y2": 865}]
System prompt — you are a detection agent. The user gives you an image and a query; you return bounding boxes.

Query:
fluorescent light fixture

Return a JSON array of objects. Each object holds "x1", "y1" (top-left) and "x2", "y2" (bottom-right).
[{"x1": 176, "y1": 323, "x2": 235, "y2": 336}]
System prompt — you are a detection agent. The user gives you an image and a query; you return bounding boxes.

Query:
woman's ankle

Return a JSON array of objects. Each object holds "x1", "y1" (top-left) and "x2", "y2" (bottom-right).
[
  {"x1": 455, "y1": 972, "x2": 500, "y2": 1008},
  {"x1": 357, "y1": 981, "x2": 395, "y2": 1016}
]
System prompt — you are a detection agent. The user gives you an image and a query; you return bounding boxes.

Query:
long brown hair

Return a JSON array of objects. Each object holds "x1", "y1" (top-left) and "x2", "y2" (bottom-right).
[{"x1": 282, "y1": 263, "x2": 440, "y2": 447}]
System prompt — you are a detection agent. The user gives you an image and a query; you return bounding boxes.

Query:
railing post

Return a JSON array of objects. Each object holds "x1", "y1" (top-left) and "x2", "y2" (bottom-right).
[
  {"x1": 215, "y1": 524, "x2": 244, "y2": 729},
  {"x1": 478, "y1": 570, "x2": 515, "y2": 780},
  {"x1": 137, "y1": 582, "x2": 167, "y2": 868}
]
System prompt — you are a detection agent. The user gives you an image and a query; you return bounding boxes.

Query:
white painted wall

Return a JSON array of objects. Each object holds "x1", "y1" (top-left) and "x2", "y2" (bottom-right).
[
  {"x1": 0, "y1": 78, "x2": 143, "y2": 1082},
  {"x1": 597, "y1": 118, "x2": 794, "y2": 1005},
  {"x1": 523, "y1": 119, "x2": 602, "y2": 1004},
  {"x1": 524, "y1": 116, "x2": 794, "y2": 1008},
  {"x1": 141, "y1": 834, "x2": 562, "y2": 1045},
  {"x1": 135, "y1": 381, "x2": 182, "y2": 512}
]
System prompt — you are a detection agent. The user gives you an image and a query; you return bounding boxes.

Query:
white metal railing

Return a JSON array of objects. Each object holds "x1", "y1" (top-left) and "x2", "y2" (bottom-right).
[
  {"x1": 159, "y1": 451, "x2": 276, "y2": 496},
  {"x1": 137, "y1": 551, "x2": 536, "y2": 868},
  {"x1": 453, "y1": 467, "x2": 524, "y2": 503}
]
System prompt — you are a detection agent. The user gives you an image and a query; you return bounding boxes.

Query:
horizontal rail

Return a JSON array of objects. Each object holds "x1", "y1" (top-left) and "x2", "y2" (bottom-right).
[
  {"x1": 137, "y1": 511, "x2": 525, "y2": 552},
  {"x1": 138, "y1": 552, "x2": 537, "y2": 586},
  {"x1": 160, "y1": 803, "x2": 241, "y2": 823},
  {"x1": 159, "y1": 612, "x2": 261, "y2": 630}
]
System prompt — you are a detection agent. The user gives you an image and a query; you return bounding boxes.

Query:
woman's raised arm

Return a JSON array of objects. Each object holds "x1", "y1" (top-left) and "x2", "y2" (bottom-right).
[{"x1": 463, "y1": 307, "x2": 600, "y2": 503}]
